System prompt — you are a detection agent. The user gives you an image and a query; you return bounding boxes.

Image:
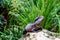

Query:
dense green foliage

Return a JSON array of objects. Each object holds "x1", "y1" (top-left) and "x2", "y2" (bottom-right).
[{"x1": 0, "y1": 0, "x2": 60, "y2": 40}]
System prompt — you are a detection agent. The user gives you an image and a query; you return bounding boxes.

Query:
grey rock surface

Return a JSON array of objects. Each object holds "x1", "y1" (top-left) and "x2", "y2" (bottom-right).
[{"x1": 19, "y1": 29, "x2": 60, "y2": 40}]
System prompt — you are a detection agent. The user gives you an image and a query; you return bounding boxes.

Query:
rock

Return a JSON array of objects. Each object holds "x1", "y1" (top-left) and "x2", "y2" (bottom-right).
[
  {"x1": 19, "y1": 29, "x2": 60, "y2": 40},
  {"x1": 55, "y1": 38, "x2": 60, "y2": 40}
]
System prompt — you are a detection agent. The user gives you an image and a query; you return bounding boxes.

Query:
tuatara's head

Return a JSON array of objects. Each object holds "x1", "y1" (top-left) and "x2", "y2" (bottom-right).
[
  {"x1": 34, "y1": 16, "x2": 44, "y2": 29},
  {"x1": 34, "y1": 16, "x2": 44, "y2": 24}
]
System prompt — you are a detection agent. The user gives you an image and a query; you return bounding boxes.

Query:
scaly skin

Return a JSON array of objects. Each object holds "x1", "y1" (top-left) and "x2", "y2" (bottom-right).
[{"x1": 23, "y1": 16, "x2": 44, "y2": 35}]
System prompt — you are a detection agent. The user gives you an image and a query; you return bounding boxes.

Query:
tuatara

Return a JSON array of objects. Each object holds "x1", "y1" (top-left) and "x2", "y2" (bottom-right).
[{"x1": 23, "y1": 16, "x2": 44, "y2": 35}]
